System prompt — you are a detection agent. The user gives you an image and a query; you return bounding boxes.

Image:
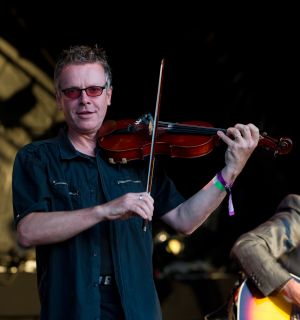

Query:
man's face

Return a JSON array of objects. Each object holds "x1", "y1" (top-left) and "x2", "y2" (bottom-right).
[{"x1": 56, "y1": 63, "x2": 112, "y2": 136}]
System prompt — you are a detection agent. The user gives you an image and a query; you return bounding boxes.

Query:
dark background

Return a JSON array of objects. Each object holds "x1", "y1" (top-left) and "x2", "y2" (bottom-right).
[{"x1": 1, "y1": 2, "x2": 299, "y2": 318}]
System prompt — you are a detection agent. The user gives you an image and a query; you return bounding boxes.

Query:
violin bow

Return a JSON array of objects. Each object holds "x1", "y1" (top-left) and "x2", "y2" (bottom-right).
[{"x1": 143, "y1": 58, "x2": 165, "y2": 232}]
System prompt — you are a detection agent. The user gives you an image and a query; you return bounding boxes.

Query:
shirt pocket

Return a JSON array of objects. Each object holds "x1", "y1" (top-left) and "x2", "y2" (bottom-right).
[
  {"x1": 50, "y1": 179, "x2": 79, "y2": 210},
  {"x1": 115, "y1": 178, "x2": 145, "y2": 194}
]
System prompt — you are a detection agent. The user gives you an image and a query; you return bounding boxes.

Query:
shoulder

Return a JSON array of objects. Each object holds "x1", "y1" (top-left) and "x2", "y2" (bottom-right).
[
  {"x1": 15, "y1": 136, "x2": 61, "y2": 164},
  {"x1": 17, "y1": 136, "x2": 59, "y2": 153},
  {"x1": 277, "y1": 194, "x2": 300, "y2": 214}
]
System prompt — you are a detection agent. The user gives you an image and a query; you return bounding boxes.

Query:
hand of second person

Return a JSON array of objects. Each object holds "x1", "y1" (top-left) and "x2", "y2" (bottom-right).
[
  {"x1": 217, "y1": 123, "x2": 260, "y2": 180},
  {"x1": 281, "y1": 278, "x2": 300, "y2": 307},
  {"x1": 100, "y1": 192, "x2": 154, "y2": 221}
]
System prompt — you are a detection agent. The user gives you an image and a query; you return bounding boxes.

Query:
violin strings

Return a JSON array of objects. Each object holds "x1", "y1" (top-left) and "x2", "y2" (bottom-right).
[{"x1": 158, "y1": 121, "x2": 225, "y2": 135}]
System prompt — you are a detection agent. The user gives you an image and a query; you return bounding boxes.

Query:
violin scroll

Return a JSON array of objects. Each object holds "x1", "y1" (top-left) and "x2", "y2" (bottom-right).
[{"x1": 258, "y1": 132, "x2": 293, "y2": 156}]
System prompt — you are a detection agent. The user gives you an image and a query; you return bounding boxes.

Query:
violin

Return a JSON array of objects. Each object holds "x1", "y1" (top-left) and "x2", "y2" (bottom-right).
[{"x1": 98, "y1": 113, "x2": 293, "y2": 164}]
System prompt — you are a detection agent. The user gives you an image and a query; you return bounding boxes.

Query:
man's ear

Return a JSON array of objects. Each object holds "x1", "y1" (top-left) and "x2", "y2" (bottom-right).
[
  {"x1": 57, "y1": 102, "x2": 63, "y2": 111},
  {"x1": 106, "y1": 87, "x2": 113, "y2": 106},
  {"x1": 55, "y1": 93, "x2": 63, "y2": 110}
]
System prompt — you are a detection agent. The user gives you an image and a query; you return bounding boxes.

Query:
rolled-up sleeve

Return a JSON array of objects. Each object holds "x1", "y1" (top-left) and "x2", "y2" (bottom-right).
[{"x1": 12, "y1": 145, "x2": 51, "y2": 226}]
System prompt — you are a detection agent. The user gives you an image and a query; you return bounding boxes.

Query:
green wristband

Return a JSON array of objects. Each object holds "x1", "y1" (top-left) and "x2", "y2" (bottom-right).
[{"x1": 213, "y1": 176, "x2": 226, "y2": 191}]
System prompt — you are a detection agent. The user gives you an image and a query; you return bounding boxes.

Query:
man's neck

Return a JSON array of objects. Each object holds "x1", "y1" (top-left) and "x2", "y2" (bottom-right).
[{"x1": 68, "y1": 131, "x2": 97, "y2": 156}]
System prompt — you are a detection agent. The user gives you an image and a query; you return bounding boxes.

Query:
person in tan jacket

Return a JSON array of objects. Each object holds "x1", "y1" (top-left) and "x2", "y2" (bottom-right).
[{"x1": 231, "y1": 193, "x2": 300, "y2": 306}]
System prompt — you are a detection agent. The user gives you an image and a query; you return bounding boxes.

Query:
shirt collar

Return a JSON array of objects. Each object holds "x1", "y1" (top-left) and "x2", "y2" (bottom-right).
[
  {"x1": 57, "y1": 125, "x2": 80, "y2": 160},
  {"x1": 57, "y1": 125, "x2": 101, "y2": 160}
]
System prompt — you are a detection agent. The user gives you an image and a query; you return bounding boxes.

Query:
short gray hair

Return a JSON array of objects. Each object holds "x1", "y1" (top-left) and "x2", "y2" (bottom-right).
[{"x1": 54, "y1": 45, "x2": 112, "y2": 91}]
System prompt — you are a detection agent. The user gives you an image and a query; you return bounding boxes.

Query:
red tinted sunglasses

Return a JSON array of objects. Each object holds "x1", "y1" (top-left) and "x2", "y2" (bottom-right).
[{"x1": 61, "y1": 85, "x2": 106, "y2": 99}]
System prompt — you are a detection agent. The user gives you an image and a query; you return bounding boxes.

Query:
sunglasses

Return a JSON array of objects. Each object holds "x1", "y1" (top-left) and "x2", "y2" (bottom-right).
[{"x1": 61, "y1": 85, "x2": 107, "y2": 99}]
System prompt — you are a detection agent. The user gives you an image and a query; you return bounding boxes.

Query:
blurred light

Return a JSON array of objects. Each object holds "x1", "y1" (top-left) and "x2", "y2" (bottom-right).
[
  {"x1": 166, "y1": 238, "x2": 184, "y2": 255},
  {"x1": 154, "y1": 231, "x2": 169, "y2": 244},
  {"x1": 9, "y1": 266, "x2": 18, "y2": 274},
  {"x1": 23, "y1": 259, "x2": 36, "y2": 273}
]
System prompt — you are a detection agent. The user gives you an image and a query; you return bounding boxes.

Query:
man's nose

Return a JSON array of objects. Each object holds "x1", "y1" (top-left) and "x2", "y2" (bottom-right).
[{"x1": 79, "y1": 89, "x2": 90, "y2": 103}]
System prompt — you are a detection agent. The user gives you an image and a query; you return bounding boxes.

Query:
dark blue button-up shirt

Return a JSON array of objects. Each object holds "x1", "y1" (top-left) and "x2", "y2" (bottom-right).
[{"x1": 12, "y1": 127, "x2": 185, "y2": 320}]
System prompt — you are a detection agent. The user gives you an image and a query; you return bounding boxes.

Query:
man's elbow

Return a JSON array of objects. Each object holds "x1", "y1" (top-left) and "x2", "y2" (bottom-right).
[{"x1": 17, "y1": 219, "x2": 35, "y2": 248}]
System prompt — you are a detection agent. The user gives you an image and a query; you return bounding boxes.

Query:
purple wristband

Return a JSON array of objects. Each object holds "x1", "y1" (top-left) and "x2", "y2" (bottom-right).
[
  {"x1": 216, "y1": 172, "x2": 232, "y2": 194},
  {"x1": 216, "y1": 171, "x2": 235, "y2": 216}
]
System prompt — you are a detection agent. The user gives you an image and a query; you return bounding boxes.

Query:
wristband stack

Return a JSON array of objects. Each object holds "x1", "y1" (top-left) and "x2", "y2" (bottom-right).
[{"x1": 213, "y1": 171, "x2": 235, "y2": 216}]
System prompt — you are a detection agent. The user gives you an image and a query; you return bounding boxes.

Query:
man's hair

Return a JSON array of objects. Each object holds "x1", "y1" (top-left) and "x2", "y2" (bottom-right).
[{"x1": 54, "y1": 45, "x2": 112, "y2": 91}]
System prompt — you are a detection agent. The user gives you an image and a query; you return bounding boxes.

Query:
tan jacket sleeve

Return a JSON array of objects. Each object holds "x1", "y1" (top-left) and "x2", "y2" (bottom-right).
[{"x1": 230, "y1": 194, "x2": 300, "y2": 296}]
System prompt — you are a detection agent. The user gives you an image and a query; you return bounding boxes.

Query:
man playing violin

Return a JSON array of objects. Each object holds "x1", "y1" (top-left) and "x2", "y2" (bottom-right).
[{"x1": 12, "y1": 45, "x2": 260, "y2": 320}]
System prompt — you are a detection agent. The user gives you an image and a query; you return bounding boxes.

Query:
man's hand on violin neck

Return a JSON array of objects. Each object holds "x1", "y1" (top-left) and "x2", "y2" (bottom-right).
[
  {"x1": 217, "y1": 123, "x2": 260, "y2": 181},
  {"x1": 220, "y1": 123, "x2": 260, "y2": 146}
]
